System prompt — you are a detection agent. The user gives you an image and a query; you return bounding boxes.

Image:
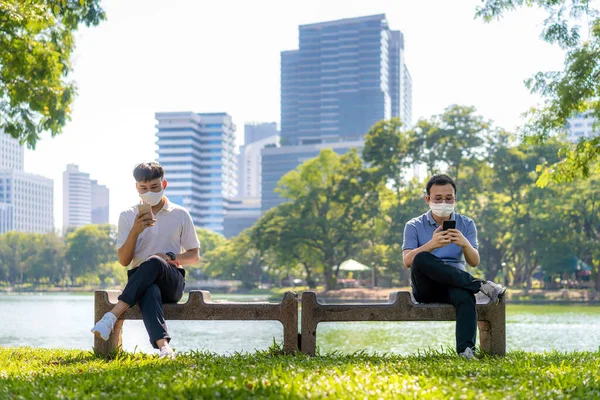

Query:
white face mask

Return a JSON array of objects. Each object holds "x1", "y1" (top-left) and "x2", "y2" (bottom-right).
[
  {"x1": 139, "y1": 184, "x2": 164, "y2": 206},
  {"x1": 429, "y1": 202, "x2": 455, "y2": 218}
]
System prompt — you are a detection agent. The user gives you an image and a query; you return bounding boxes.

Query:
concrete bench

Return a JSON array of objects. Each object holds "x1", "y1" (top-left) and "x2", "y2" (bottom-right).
[
  {"x1": 300, "y1": 290, "x2": 506, "y2": 356},
  {"x1": 93, "y1": 290, "x2": 298, "y2": 356}
]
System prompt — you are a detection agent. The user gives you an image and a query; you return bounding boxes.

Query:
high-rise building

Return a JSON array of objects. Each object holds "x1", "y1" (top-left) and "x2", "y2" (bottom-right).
[
  {"x1": 0, "y1": 134, "x2": 53, "y2": 234},
  {"x1": 63, "y1": 164, "x2": 92, "y2": 230},
  {"x1": 280, "y1": 14, "x2": 412, "y2": 146},
  {"x1": 223, "y1": 197, "x2": 262, "y2": 238},
  {"x1": 261, "y1": 139, "x2": 364, "y2": 212},
  {"x1": 244, "y1": 122, "x2": 279, "y2": 145},
  {"x1": 567, "y1": 112, "x2": 599, "y2": 142},
  {"x1": 155, "y1": 112, "x2": 237, "y2": 234},
  {"x1": 0, "y1": 133, "x2": 24, "y2": 170},
  {"x1": 91, "y1": 180, "x2": 109, "y2": 224},
  {"x1": 262, "y1": 14, "x2": 411, "y2": 213},
  {"x1": 238, "y1": 123, "x2": 280, "y2": 201},
  {"x1": 0, "y1": 169, "x2": 54, "y2": 234}
]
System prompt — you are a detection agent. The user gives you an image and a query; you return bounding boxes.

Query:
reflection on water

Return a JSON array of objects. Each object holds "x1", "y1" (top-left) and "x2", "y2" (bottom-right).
[{"x1": 1, "y1": 293, "x2": 599, "y2": 355}]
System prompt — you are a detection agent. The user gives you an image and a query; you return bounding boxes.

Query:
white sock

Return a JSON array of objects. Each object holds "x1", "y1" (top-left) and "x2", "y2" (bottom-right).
[{"x1": 104, "y1": 312, "x2": 117, "y2": 323}]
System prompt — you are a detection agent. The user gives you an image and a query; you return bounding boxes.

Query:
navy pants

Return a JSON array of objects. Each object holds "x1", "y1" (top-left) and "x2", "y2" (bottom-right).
[
  {"x1": 118, "y1": 257, "x2": 185, "y2": 348},
  {"x1": 411, "y1": 252, "x2": 484, "y2": 353}
]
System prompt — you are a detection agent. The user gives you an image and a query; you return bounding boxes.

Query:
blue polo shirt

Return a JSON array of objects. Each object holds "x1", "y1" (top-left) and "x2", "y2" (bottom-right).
[{"x1": 402, "y1": 211, "x2": 479, "y2": 271}]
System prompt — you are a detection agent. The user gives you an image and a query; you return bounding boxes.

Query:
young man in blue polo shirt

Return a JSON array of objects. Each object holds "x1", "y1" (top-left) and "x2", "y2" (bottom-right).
[{"x1": 402, "y1": 174, "x2": 505, "y2": 360}]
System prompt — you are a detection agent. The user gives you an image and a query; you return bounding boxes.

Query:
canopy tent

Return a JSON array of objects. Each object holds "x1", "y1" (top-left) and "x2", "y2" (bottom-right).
[
  {"x1": 338, "y1": 259, "x2": 371, "y2": 271},
  {"x1": 338, "y1": 259, "x2": 375, "y2": 287}
]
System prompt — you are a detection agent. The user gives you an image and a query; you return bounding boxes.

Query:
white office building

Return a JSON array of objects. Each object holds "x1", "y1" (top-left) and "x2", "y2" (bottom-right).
[
  {"x1": 238, "y1": 124, "x2": 280, "y2": 200},
  {"x1": 0, "y1": 134, "x2": 24, "y2": 170},
  {"x1": 0, "y1": 169, "x2": 54, "y2": 234},
  {"x1": 156, "y1": 112, "x2": 238, "y2": 234},
  {"x1": 63, "y1": 164, "x2": 92, "y2": 230},
  {"x1": 0, "y1": 134, "x2": 54, "y2": 234}
]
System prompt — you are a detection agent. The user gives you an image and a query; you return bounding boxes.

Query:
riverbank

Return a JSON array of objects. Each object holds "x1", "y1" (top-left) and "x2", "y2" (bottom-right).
[
  {"x1": 291, "y1": 287, "x2": 600, "y2": 303},
  {"x1": 1, "y1": 346, "x2": 598, "y2": 399},
  {"x1": 2, "y1": 285, "x2": 599, "y2": 303}
]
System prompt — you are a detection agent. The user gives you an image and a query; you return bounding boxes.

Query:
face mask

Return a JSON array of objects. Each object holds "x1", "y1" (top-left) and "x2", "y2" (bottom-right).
[
  {"x1": 139, "y1": 183, "x2": 164, "y2": 206},
  {"x1": 429, "y1": 202, "x2": 454, "y2": 218}
]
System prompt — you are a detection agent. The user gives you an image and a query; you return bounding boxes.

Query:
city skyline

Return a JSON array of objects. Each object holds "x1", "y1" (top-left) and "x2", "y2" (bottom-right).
[{"x1": 19, "y1": 0, "x2": 567, "y2": 227}]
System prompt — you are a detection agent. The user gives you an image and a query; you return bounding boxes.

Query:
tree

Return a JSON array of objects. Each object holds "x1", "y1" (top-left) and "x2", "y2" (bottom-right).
[
  {"x1": 252, "y1": 203, "x2": 324, "y2": 289},
  {"x1": 257, "y1": 149, "x2": 386, "y2": 290},
  {"x1": 363, "y1": 118, "x2": 416, "y2": 198},
  {"x1": 203, "y1": 232, "x2": 263, "y2": 290},
  {"x1": 0, "y1": 0, "x2": 106, "y2": 147},
  {"x1": 476, "y1": 0, "x2": 600, "y2": 184},
  {"x1": 64, "y1": 224, "x2": 117, "y2": 284},
  {"x1": 411, "y1": 105, "x2": 492, "y2": 180}
]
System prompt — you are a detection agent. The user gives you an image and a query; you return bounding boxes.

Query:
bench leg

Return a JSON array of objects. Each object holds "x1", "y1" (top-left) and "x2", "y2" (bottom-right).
[
  {"x1": 478, "y1": 318, "x2": 506, "y2": 356},
  {"x1": 94, "y1": 319, "x2": 124, "y2": 356},
  {"x1": 300, "y1": 292, "x2": 318, "y2": 356},
  {"x1": 281, "y1": 296, "x2": 299, "y2": 354}
]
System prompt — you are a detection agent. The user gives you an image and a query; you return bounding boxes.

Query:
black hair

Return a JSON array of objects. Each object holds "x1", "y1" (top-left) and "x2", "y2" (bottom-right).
[
  {"x1": 133, "y1": 162, "x2": 164, "y2": 182},
  {"x1": 425, "y1": 174, "x2": 457, "y2": 196}
]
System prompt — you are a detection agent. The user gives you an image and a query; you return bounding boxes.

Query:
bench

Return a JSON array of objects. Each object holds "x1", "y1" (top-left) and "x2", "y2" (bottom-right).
[
  {"x1": 93, "y1": 290, "x2": 298, "y2": 356},
  {"x1": 300, "y1": 290, "x2": 506, "y2": 356}
]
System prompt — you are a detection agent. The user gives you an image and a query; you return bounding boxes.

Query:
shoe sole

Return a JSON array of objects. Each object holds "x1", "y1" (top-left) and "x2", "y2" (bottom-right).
[{"x1": 91, "y1": 329, "x2": 110, "y2": 341}]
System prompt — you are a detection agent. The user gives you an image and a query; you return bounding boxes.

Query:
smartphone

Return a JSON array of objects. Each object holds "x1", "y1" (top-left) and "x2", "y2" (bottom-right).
[
  {"x1": 442, "y1": 220, "x2": 456, "y2": 231},
  {"x1": 137, "y1": 203, "x2": 153, "y2": 217}
]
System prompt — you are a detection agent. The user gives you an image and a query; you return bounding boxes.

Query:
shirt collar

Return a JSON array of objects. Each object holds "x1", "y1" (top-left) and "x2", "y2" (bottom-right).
[
  {"x1": 426, "y1": 210, "x2": 455, "y2": 226},
  {"x1": 157, "y1": 196, "x2": 175, "y2": 214}
]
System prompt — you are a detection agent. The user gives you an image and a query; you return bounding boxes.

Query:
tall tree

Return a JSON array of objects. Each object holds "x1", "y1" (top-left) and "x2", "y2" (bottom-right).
[
  {"x1": 363, "y1": 118, "x2": 416, "y2": 198},
  {"x1": 0, "y1": 0, "x2": 105, "y2": 147},
  {"x1": 411, "y1": 105, "x2": 491, "y2": 179},
  {"x1": 476, "y1": 0, "x2": 600, "y2": 184},
  {"x1": 258, "y1": 149, "x2": 385, "y2": 290},
  {"x1": 252, "y1": 204, "x2": 323, "y2": 289}
]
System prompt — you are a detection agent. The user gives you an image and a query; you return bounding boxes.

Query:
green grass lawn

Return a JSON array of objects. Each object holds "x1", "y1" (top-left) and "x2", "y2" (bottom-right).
[{"x1": 1, "y1": 346, "x2": 599, "y2": 399}]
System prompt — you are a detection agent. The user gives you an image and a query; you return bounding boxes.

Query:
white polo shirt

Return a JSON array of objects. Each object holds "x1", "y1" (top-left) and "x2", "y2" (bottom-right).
[{"x1": 116, "y1": 197, "x2": 200, "y2": 270}]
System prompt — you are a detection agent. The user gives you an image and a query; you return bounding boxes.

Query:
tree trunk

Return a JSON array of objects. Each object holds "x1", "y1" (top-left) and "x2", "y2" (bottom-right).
[{"x1": 304, "y1": 265, "x2": 316, "y2": 289}]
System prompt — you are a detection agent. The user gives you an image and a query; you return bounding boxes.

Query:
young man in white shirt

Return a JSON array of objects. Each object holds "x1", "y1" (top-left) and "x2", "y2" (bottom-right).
[{"x1": 91, "y1": 162, "x2": 200, "y2": 359}]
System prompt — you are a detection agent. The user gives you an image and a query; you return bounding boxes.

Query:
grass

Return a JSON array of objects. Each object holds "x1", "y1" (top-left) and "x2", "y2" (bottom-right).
[{"x1": 1, "y1": 345, "x2": 599, "y2": 399}]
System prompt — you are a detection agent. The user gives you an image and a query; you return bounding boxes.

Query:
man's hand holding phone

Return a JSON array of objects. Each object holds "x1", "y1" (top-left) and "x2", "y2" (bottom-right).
[
  {"x1": 429, "y1": 225, "x2": 451, "y2": 249},
  {"x1": 446, "y1": 229, "x2": 469, "y2": 248},
  {"x1": 133, "y1": 204, "x2": 156, "y2": 234}
]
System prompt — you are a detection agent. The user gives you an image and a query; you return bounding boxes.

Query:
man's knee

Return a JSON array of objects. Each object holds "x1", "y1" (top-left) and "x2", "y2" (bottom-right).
[
  {"x1": 413, "y1": 252, "x2": 433, "y2": 269},
  {"x1": 140, "y1": 256, "x2": 166, "y2": 272},
  {"x1": 449, "y1": 288, "x2": 475, "y2": 306}
]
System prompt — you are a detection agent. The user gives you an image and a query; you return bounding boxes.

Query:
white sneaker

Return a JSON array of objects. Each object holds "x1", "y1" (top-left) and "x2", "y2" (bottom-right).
[
  {"x1": 91, "y1": 312, "x2": 117, "y2": 341},
  {"x1": 458, "y1": 347, "x2": 478, "y2": 360},
  {"x1": 158, "y1": 343, "x2": 176, "y2": 360},
  {"x1": 479, "y1": 281, "x2": 506, "y2": 304}
]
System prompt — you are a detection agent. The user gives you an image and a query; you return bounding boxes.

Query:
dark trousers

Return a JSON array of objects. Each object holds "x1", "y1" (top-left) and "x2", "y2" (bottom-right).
[
  {"x1": 118, "y1": 257, "x2": 185, "y2": 348},
  {"x1": 411, "y1": 252, "x2": 484, "y2": 353}
]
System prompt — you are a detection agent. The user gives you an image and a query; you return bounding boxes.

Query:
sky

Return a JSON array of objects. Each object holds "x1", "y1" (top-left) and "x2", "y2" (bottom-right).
[{"x1": 22, "y1": 0, "x2": 568, "y2": 228}]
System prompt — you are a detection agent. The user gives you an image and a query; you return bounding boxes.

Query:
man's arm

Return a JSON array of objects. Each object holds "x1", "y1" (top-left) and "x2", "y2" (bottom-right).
[
  {"x1": 403, "y1": 243, "x2": 435, "y2": 269},
  {"x1": 447, "y1": 228, "x2": 480, "y2": 267},
  {"x1": 462, "y1": 242, "x2": 480, "y2": 267},
  {"x1": 402, "y1": 225, "x2": 449, "y2": 268},
  {"x1": 117, "y1": 211, "x2": 155, "y2": 267},
  {"x1": 176, "y1": 248, "x2": 200, "y2": 265}
]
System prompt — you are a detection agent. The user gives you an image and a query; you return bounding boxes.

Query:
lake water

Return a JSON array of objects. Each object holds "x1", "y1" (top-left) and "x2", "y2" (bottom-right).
[{"x1": 1, "y1": 293, "x2": 599, "y2": 355}]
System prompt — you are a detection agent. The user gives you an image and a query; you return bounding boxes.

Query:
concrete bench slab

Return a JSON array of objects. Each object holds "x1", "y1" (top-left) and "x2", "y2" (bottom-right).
[
  {"x1": 94, "y1": 290, "x2": 298, "y2": 356},
  {"x1": 300, "y1": 290, "x2": 505, "y2": 356}
]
